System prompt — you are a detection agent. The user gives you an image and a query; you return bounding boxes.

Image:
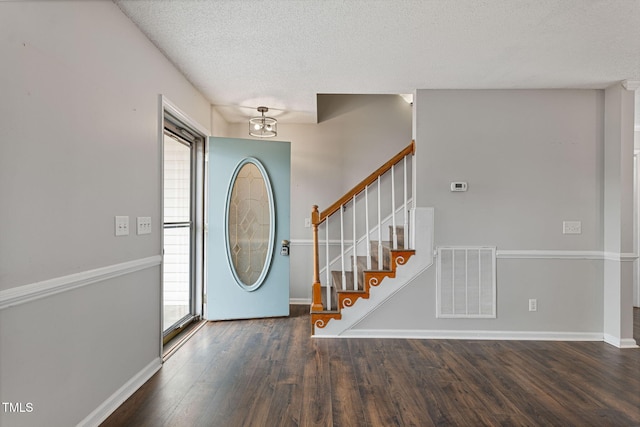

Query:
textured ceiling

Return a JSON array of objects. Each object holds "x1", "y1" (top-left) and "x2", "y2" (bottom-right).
[{"x1": 115, "y1": 0, "x2": 640, "y2": 124}]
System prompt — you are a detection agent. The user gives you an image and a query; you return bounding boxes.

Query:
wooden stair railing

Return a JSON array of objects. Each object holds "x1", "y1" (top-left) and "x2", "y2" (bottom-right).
[
  {"x1": 318, "y1": 141, "x2": 415, "y2": 221},
  {"x1": 310, "y1": 141, "x2": 416, "y2": 333}
]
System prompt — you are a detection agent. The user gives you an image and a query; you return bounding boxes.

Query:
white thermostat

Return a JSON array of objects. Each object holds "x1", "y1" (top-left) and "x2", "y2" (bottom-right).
[{"x1": 450, "y1": 182, "x2": 468, "y2": 192}]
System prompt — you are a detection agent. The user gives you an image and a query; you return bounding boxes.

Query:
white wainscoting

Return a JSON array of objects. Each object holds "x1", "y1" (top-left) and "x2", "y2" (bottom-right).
[
  {"x1": 496, "y1": 250, "x2": 637, "y2": 261},
  {"x1": 294, "y1": 244, "x2": 638, "y2": 261}
]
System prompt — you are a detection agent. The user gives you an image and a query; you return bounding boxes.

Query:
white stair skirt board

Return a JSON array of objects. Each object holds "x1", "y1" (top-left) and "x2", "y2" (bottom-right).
[
  {"x1": 314, "y1": 208, "x2": 434, "y2": 337},
  {"x1": 77, "y1": 357, "x2": 162, "y2": 427}
]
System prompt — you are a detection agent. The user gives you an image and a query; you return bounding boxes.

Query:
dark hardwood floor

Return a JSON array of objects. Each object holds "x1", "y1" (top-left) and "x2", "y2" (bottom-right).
[{"x1": 103, "y1": 307, "x2": 640, "y2": 427}]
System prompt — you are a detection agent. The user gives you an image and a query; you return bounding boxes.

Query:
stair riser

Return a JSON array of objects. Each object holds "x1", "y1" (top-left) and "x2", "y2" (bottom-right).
[
  {"x1": 369, "y1": 242, "x2": 391, "y2": 270},
  {"x1": 320, "y1": 286, "x2": 337, "y2": 311},
  {"x1": 389, "y1": 225, "x2": 406, "y2": 249}
]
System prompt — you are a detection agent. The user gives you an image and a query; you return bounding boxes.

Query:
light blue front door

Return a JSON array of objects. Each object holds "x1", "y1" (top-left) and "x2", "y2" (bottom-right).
[{"x1": 205, "y1": 137, "x2": 290, "y2": 320}]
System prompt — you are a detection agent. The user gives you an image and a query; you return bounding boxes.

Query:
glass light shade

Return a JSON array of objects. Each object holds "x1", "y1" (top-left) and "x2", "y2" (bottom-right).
[{"x1": 249, "y1": 107, "x2": 277, "y2": 138}]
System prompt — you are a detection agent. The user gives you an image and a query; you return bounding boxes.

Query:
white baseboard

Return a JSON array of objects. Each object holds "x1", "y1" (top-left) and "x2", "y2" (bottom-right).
[
  {"x1": 603, "y1": 334, "x2": 640, "y2": 349},
  {"x1": 77, "y1": 357, "x2": 162, "y2": 427},
  {"x1": 290, "y1": 298, "x2": 311, "y2": 305},
  {"x1": 330, "y1": 329, "x2": 604, "y2": 342}
]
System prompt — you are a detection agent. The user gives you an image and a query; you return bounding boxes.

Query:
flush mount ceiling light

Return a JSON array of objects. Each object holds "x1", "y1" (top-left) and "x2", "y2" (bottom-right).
[{"x1": 249, "y1": 106, "x2": 277, "y2": 138}]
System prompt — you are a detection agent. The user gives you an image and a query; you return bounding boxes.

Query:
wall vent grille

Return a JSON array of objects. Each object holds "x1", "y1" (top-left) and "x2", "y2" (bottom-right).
[{"x1": 437, "y1": 247, "x2": 496, "y2": 318}]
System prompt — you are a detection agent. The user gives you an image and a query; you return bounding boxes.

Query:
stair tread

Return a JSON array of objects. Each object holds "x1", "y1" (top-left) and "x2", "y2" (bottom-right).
[
  {"x1": 311, "y1": 309, "x2": 340, "y2": 314},
  {"x1": 337, "y1": 289, "x2": 367, "y2": 294},
  {"x1": 320, "y1": 285, "x2": 338, "y2": 311}
]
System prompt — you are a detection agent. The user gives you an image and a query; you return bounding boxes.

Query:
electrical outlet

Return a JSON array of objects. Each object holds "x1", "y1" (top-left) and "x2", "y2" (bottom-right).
[
  {"x1": 563, "y1": 220, "x2": 581, "y2": 234},
  {"x1": 304, "y1": 218, "x2": 311, "y2": 228},
  {"x1": 450, "y1": 182, "x2": 468, "y2": 192},
  {"x1": 529, "y1": 299, "x2": 537, "y2": 312}
]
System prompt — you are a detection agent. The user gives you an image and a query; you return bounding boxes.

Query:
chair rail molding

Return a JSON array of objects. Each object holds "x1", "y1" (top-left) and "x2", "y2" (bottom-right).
[
  {"x1": 496, "y1": 250, "x2": 637, "y2": 261},
  {"x1": 0, "y1": 255, "x2": 162, "y2": 310}
]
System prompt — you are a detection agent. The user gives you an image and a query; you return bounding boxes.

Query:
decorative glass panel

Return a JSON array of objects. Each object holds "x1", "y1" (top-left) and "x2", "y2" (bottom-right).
[{"x1": 226, "y1": 158, "x2": 274, "y2": 290}]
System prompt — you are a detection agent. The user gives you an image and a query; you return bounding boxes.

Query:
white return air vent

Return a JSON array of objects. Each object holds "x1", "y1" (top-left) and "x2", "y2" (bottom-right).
[{"x1": 437, "y1": 247, "x2": 496, "y2": 318}]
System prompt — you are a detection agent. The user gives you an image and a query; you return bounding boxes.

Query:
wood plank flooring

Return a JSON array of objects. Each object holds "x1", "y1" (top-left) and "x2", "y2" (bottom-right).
[{"x1": 102, "y1": 307, "x2": 640, "y2": 427}]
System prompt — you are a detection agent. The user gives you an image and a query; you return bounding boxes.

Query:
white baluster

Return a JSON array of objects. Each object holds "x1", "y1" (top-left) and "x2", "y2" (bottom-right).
[
  {"x1": 392, "y1": 164, "x2": 397, "y2": 250},
  {"x1": 403, "y1": 155, "x2": 408, "y2": 250},
  {"x1": 365, "y1": 186, "x2": 371, "y2": 270},
  {"x1": 325, "y1": 219, "x2": 331, "y2": 311},
  {"x1": 377, "y1": 177, "x2": 382, "y2": 270},
  {"x1": 340, "y1": 205, "x2": 346, "y2": 290},
  {"x1": 352, "y1": 194, "x2": 357, "y2": 290}
]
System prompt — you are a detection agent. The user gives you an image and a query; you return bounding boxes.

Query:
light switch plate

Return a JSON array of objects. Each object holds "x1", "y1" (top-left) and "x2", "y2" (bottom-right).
[
  {"x1": 137, "y1": 217, "x2": 152, "y2": 235},
  {"x1": 115, "y1": 216, "x2": 129, "y2": 236}
]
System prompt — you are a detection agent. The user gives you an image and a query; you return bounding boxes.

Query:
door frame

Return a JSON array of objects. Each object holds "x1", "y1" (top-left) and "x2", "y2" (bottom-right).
[
  {"x1": 158, "y1": 96, "x2": 209, "y2": 355},
  {"x1": 635, "y1": 150, "x2": 640, "y2": 308}
]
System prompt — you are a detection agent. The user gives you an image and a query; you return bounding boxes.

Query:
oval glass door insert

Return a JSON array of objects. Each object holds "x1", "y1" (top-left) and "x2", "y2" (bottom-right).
[{"x1": 225, "y1": 158, "x2": 275, "y2": 291}]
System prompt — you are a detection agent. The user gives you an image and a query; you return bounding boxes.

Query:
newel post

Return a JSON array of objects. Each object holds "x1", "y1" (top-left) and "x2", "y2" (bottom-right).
[{"x1": 311, "y1": 205, "x2": 323, "y2": 312}]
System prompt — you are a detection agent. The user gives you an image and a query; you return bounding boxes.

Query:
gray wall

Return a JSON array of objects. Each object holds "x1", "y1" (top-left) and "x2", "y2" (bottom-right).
[
  {"x1": 415, "y1": 90, "x2": 604, "y2": 250},
  {"x1": 226, "y1": 94, "x2": 413, "y2": 299},
  {"x1": 0, "y1": 2, "x2": 211, "y2": 426},
  {"x1": 355, "y1": 90, "x2": 608, "y2": 333}
]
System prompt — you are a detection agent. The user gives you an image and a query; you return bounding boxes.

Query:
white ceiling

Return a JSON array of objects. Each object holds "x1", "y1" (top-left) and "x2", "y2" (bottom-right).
[{"x1": 114, "y1": 0, "x2": 640, "y2": 124}]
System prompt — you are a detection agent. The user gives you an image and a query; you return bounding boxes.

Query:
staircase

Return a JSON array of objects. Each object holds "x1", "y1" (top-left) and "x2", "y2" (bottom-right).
[
  {"x1": 309, "y1": 142, "x2": 422, "y2": 334},
  {"x1": 312, "y1": 226, "x2": 415, "y2": 331}
]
